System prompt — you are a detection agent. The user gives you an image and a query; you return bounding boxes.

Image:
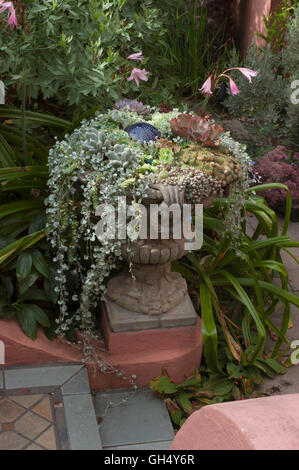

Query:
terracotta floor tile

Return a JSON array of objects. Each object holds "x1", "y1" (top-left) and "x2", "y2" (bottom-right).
[
  {"x1": 0, "y1": 398, "x2": 24, "y2": 423},
  {"x1": 14, "y1": 411, "x2": 49, "y2": 440},
  {"x1": 32, "y1": 397, "x2": 53, "y2": 422},
  {"x1": 25, "y1": 443, "x2": 44, "y2": 450},
  {"x1": 35, "y1": 425, "x2": 57, "y2": 450},
  {"x1": 11, "y1": 394, "x2": 45, "y2": 409},
  {"x1": 0, "y1": 431, "x2": 29, "y2": 450},
  {"x1": 1, "y1": 423, "x2": 13, "y2": 431}
]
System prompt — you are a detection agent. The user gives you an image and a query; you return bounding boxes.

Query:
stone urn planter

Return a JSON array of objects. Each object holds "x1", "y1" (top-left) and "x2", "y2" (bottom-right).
[
  {"x1": 46, "y1": 103, "x2": 246, "y2": 387},
  {"x1": 106, "y1": 184, "x2": 220, "y2": 318},
  {"x1": 105, "y1": 113, "x2": 243, "y2": 329}
]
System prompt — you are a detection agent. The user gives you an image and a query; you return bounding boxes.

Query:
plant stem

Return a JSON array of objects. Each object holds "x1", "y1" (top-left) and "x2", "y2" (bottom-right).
[
  {"x1": 21, "y1": 81, "x2": 28, "y2": 166},
  {"x1": 201, "y1": 94, "x2": 210, "y2": 111}
]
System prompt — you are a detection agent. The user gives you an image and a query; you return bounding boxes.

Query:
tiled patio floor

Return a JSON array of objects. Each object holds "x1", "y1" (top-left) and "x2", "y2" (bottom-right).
[
  {"x1": 0, "y1": 393, "x2": 61, "y2": 450},
  {"x1": 0, "y1": 364, "x2": 102, "y2": 450}
]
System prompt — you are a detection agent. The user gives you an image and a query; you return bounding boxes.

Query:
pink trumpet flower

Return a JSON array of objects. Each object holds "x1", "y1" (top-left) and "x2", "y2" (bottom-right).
[
  {"x1": 200, "y1": 66, "x2": 258, "y2": 100},
  {"x1": 199, "y1": 73, "x2": 213, "y2": 96},
  {"x1": 126, "y1": 51, "x2": 144, "y2": 61},
  {"x1": 0, "y1": 1, "x2": 18, "y2": 30},
  {"x1": 225, "y1": 67, "x2": 259, "y2": 83},
  {"x1": 222, "y1": 74, "x2": 240, "y2": 96},
  {"x1": 128, "y1": 67, "x2": 149, "y2": 87}
]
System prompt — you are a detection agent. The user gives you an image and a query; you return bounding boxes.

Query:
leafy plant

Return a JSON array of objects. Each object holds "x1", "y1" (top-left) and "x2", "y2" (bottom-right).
[
  {"x1": 253, "y1": 146, "x2": 299, "y2": 211},
  {"x1": 0, "y1": 105, "x2": 72, "y2": 339},
  {"x1": 149, "y1": 366, "x2": 271, "y2": 429},
  {"x1": 150, "y1": 183, "x2": 298, "y2": 427},
  {"x1": 0, "y1": 0, "x2": 176, "y2": 111},
  {"x1": 255, "y1": 0, "x2": 299, "y2": 54},
  {"x1": 161, "y1": 0, "x2": 231, "y2": 97},
  {"x1": 224, "y1": 5, "x2": 299, "y2": 155}
]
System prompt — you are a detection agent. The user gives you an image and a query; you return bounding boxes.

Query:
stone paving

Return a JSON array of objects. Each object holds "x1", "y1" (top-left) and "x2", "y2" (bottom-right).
[
  {"x1": 0, "y1": 394, "x2": 58, "y2": 450},
  {"x1": 0, "y1": 364, "x2": 102, "y2": 450},
  {"x1": 93, "y1": 388, "x2": 174, "y2": 450}
]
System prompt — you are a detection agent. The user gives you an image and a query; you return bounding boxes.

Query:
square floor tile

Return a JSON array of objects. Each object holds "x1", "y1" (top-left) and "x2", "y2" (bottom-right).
[
  {"x1": 0, "y1": 398, "x2": 25, "y2": 423},
  {"x1": 0, "y1": 364, "x2": 101, "y2": 450},
  {"x1": 94, "y1": 388, "x2": 174, "y2": 448}
]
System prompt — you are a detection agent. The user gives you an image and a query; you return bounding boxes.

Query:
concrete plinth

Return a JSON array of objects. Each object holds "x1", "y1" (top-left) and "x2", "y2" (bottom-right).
[
  {"x1": 105, "y1": 294, "x2": 197, "y2": 332},
  {"x1": 99, "y1": 303, "x2": 203, "y2": 388}
]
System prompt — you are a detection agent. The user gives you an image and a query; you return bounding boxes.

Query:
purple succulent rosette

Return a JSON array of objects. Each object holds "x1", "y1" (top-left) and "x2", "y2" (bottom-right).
[{"x1": 114, "y1": 99, "x2": 150, "y2": 116}]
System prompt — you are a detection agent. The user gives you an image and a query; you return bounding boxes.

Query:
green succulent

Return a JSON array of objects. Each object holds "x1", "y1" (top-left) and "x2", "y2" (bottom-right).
[
  {"x1": 178, "y1": 145, "x2": 243, "y2": 186},
  {"x1": 158, "y1": 148, "x2": 174, "y2": 164}
]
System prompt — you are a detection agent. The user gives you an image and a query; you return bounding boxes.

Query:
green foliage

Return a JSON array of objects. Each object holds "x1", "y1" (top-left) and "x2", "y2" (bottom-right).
[
  {"x1": 160, "y1": 0, "x2": 230, "y2": 97},
  {"x1": 149, "y1": 367, "x2": 268, "y2": 429},
  {"x1": 0, "y1": 0, "x2": 175, "y2": 111},
  {"x1": 0, "y1": 107, "x2": 72, "y2": 339},
  {"x1": 256, "y1": 0, "x2": 299, "y2": 53},
  {"x1": 151, "y1": 184, "x2": 298, "y2": 427},
  {"x1": 175, "y1": 187, "x2": 297, "y2": 372},
  {"x1": 224, "y1": 6, "x2": 299, "y2": 155}
]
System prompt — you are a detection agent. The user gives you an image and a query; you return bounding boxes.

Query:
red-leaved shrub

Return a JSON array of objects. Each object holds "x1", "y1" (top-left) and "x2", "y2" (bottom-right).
[{"x1": 253, "y1": 146, "x2": 299, "y2": 209}]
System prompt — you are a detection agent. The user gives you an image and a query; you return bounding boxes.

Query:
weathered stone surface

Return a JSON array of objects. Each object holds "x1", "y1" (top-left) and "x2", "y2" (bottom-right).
[{"x1": 105, "y1": 294, "x2": 197, "y2": 333}]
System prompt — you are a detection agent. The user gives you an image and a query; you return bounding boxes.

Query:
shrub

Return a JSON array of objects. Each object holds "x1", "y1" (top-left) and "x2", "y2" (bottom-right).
[
  {"x1": 253, "y1": 146, "x2": 299, "y2": 209},
  {"x1": 223, "y1": 5, "x2": 299, "y2": 155},
  {"x1": 0, "y1": 0, "x2": 174, "y2": 111}
]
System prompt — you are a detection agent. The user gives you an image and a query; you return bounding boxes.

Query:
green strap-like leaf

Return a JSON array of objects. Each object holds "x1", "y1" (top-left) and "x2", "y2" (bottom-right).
[
  {"x1": 200, "y1": 282, "x2": 221, "y2": 373},
  {"x1": 215, "y1": 270, "x2": 266, "y2": 364}
]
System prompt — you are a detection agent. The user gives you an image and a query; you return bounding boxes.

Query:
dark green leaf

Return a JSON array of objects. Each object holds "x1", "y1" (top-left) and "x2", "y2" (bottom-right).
[
  {"x1": 16, "y1": 252, "x2": 33, "y2": 281},
  {"x1": 18, "y1": 269, "x2": 40, "y2": 295},
  {"x1": 31, "y1": 249, "x2": 50, "y2": 279}
]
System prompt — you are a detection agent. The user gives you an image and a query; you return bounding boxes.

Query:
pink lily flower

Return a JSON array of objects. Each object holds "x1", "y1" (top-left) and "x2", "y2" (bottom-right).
[
  {"x1": 126, "y1": 51, "x2": 144, "y2": 62},
  {"x1": 128, "y1": 67, "x2": 149, "y2": 87},
  {"x1": 225, "y1": 75, "x2": 240, "y2": 96},
  {"x1": 200, "y1": 66, "x2": 257, "y2": 101},
  {"x1": 199, "y1": 73, "x2": 213, "y2": 96},
  {"x1": 0, "y1": 1, "x2": 18, "y2": 30},
  {"x1": 226, "y1": 67, "x2": 259, "y2": 83}
]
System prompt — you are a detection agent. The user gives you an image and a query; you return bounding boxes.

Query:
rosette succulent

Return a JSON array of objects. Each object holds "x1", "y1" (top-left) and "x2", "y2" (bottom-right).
[
  {"x1": 114, "y1": 99, "x2": 150, "y2": 116},
  {"x1": 170, "y1": 113, "x2": 224, "y2": 146}
]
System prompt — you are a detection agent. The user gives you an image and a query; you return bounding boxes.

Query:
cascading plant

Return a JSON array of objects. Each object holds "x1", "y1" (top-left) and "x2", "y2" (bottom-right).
[{"x1": 45, "y1": 105, "x2": 252, "y2": 348}]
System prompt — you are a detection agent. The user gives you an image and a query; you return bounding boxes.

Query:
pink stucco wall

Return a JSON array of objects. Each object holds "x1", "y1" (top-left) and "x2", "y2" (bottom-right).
[{"x1": 234, "y1": 0, "x2": 279, "y2": 56}]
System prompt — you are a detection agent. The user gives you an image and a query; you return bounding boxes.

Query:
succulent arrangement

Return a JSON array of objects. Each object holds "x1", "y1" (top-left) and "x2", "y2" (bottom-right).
[{"x1": 46, "y1": 102, "x2": 250, "y2": 336}]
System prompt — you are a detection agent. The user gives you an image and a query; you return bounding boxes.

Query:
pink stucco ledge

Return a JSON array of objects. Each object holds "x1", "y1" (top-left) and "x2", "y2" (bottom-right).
[
  {"x1": 170, "y1": 394, "x2": 299, "y2": 450},
  {"x1": 0, "y1": 315, "x2": 202, "y2": 390}
]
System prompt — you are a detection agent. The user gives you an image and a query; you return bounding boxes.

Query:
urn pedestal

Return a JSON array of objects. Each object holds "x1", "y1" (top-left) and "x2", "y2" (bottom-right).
[{"x1": 100, "y1": 185, "x2": 203, "y2": 387}]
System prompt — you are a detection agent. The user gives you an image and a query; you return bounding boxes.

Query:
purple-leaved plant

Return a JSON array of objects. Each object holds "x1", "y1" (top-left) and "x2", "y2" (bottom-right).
[{"x1": 253, "y1": 146, "x2": 299, "y2": 209}]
